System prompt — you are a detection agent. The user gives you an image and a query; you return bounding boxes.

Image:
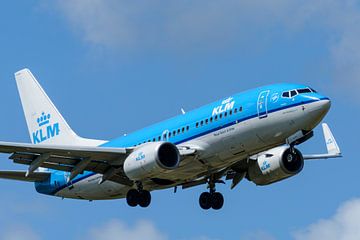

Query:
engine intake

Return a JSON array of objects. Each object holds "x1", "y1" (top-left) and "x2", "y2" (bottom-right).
[
  {"x1": 124, "y1": 142, "x2": 180, "y2": 180},
  {"x1": 247, "y1": 146, "x2": 304, "y2": 185}
]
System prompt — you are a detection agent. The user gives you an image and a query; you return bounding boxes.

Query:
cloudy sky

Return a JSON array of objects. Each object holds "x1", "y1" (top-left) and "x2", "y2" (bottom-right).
[{"x1": 0, "y1": 1, "x2": 359, "y2": 239}]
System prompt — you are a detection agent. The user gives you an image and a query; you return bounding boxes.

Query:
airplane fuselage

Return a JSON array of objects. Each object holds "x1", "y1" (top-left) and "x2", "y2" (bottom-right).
[{"x1": 34, "y1": 83, "x2": 331, "y2": 200}]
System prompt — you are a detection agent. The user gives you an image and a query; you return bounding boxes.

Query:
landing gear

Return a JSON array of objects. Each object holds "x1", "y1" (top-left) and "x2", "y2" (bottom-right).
[
  {"x1": 126, "y1": 182, "x2": 151, "y2": 208},
  {"x1": 199, "y1": 191, "x2": 224, "y2": 210},
  {"x1": 199, "y1": 178, "x2": 224, "y2": 210}
]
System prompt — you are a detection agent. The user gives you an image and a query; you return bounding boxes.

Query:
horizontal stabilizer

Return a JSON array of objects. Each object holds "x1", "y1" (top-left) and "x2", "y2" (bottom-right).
[
  {"x1": 303, "y1": 123, "x2": 342, "y2": 160},
  {"x1": 0, "y1": 170, "x2": 50, "y2": 182}
]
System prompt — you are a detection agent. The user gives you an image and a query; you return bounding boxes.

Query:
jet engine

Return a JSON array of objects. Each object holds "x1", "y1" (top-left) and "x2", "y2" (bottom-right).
[
  {"x1": 124, "y1": 142, "x2": 180, "y2": 180},
  {"x1": 247, "y1": 146, "x2": 304, "y2": 185}
]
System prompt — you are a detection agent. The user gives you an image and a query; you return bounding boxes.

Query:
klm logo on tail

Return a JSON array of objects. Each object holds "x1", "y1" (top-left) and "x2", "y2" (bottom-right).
[{"x1": 32, "y1": 112, "x2": 60, "y2": 144}]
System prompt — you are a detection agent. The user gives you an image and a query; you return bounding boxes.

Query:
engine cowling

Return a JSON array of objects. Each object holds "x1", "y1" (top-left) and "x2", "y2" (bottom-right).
[
  {"x1": 124, "y1": 142, "x2": 180, "y2": 180},
  {"x1": 247, "y1": 146, "x2": 304, "y2": 185}
]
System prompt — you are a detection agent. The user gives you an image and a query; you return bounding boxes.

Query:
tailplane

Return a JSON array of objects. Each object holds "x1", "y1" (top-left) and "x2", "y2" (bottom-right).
[{"x1": 15, "y1": 68, "x2": 107, "y2": 146}]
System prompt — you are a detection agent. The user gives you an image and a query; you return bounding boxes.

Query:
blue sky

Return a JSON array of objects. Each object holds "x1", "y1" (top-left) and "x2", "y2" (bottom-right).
[{"x1": 0, "y1": 1, "x2": 359, "y2": 239}]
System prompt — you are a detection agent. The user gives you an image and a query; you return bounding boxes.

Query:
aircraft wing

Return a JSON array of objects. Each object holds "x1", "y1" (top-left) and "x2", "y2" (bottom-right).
[
  {"x1": 0, "y1": 141, "x2": 199, "y2": 186},
  {"x1": 0, "y1": 141, "x2": 135, "y2": 186}
]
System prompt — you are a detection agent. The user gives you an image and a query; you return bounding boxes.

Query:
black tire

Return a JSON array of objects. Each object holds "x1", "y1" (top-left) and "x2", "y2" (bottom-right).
[
  {"x1": 211, "y1": 192, "x2": 224, "y2": 210},
  {"x1": 138, "y1": 190, "x2": 151, "y2": 208},
  {"x1": 199, "y1": 192, "x2": 212, "y2": 210},
  {"x1": 126, "y1": 189, "x2": 139, "y2": 207}
]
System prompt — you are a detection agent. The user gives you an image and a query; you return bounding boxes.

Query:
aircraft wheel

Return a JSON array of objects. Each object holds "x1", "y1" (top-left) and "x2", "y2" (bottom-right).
[
  {"x1": 211, "y1": 192, "x2": 224, "y2": 210},
  {"x1": 126, "y1": 189, "x2": 139, "y2": 207},
  {"x1": 138, "y1": 190, "x2": 151, "y2": 208},
  {"x1": 199, "y1": 192, "x2": 212, "y2": 210}
]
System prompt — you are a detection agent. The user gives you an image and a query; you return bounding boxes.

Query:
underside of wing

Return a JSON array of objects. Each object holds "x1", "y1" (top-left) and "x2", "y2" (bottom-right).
[
  {"x1": 0, "y1": 170, "x2": 50, "y2": 182},
  {"x1": 0, "y1": 141, "x2": 134, "y2": 186}
]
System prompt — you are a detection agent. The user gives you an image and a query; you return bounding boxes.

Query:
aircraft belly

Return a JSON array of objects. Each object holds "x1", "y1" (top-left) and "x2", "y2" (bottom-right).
[{"x1": 56, "y1": 174, "x2": 129, "y2": 200}]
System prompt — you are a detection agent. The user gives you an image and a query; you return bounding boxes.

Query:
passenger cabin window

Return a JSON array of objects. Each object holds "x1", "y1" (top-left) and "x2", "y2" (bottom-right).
[
  {"x1": 186, "y1": 126, "x2": 189, "y2": 131},
  {"x1": 234, "y1": 108, "x2": 238, "y2": 113},
  {"x1": 196, "y1": 122, "x2": 199, "y2": 128},
  {"x1": 239, "y1": 106, "x2": 243, "y2": 112},
  {"x1": 205, "y1": 119, "x2": 208, "y2": 124}
]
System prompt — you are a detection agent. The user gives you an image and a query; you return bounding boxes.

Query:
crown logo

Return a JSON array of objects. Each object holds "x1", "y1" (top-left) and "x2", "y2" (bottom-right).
[{"x1": 37, "y1": 112, "x2": 51, "y2": 127}]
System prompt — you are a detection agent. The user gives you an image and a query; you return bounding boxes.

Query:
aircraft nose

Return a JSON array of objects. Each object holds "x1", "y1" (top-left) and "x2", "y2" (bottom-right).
[{"x1": 320, "y1": 98, "x2": 331, "y2": 112}]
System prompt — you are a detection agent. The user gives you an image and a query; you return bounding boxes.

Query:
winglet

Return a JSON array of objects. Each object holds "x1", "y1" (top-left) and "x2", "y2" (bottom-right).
[
  {"x1": 303, "y1": 123, "x2": 342, "y2": 160},
  {"x1": 322, "y1": 123, "x2": 341, "y2": 156}
]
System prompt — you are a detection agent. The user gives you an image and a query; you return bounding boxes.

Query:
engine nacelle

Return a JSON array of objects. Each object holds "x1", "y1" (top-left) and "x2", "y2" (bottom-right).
[
  {"x1": 247, "y1": 146, "x2": 304, "y2": 185},
  {"x1": 124, "y1": 142, "x2": 180, "y2": 180}
]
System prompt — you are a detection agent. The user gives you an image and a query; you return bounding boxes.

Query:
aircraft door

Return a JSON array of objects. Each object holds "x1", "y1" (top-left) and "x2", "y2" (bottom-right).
[{"x1": 257, "y1": 90, "x2": 270, "y2": 119}]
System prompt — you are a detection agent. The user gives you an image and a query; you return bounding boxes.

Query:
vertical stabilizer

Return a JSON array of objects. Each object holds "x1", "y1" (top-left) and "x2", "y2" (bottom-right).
[{"x1": 14, "y1": 68, "x2": 106, "y2": 146}]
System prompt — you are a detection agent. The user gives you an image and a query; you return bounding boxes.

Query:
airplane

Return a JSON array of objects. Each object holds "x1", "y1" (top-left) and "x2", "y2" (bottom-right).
[{"x1": 0, "y1": 68, "x2": 341, "y2": 210}]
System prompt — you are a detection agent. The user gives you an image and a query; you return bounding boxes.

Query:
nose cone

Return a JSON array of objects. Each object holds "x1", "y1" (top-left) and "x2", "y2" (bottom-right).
[{"x1": 320, "y1": 98, "x2": 331, "y2": 113}]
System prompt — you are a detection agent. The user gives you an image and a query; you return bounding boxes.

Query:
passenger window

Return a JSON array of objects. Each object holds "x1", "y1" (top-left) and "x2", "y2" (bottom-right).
[
  {"x1": 186, "y1": 126, "x2": 189, "y2": 131},
  {"x1": 239, "y1": 106, "x2": 243, "y2": 112},
  {"x1": 219, "y1": 114, "x2": 222, "y2": 119},
  {"x1": 168, "y1": 132, "x2": 171, "y2": 137},
  {"x1": 234, "y1": 108, "x2": 238, "y2": 113},
  {"x1": 200, "y1": 120, "x2": 204, "y2": 125},
  {"x1": 196, "y1": 122, "x2": 199, "y2": 128},
  {"x1": 173, "y1": 130, "x2": 176, "y2": 136},
  {"x1": 224, "y1": 112, "x2": 227, "y2": 117},
  {"x1": 215, "y1": 115, "x2": 218, "y2": 120},
  {"x1": 229, "y1": 110, "x2": 232, "y2": 115},
  {"x1": 153, "y1": 138, "x2": 156, "y2": 142},
  {"x1": 158, "y1": 136, "x2": 161, "y2": 141},
  {"x1": 177, "y1": 129, "x2": 181, "y2": 134},
  {"x1": 205, "y1": 119, "x2": 208, "y2": 124},
  {"x1": 210, "y1": 117, "x2": 213, "y2": 122},
  {"x1": 182, "y1": 127, "x2": 185, "y2": 132}
]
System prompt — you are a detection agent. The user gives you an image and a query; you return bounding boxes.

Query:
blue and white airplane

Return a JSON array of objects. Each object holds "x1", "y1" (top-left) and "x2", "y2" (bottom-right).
[{"x1": 0, "y1": 69, "x2": 341, "y2": 210}]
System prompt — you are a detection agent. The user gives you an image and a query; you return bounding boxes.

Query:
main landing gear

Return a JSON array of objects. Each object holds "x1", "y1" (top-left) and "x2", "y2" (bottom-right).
[
  {"x1": 199, "y1": 179, "x2": 224, "y2": 210},
  {"x1": 126, "y1": 182, "x2": 151, "y2": 208}
]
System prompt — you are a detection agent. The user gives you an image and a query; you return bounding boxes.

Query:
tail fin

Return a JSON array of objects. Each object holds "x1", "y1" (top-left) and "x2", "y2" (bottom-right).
[{"x1": 15, "y1": 68, "x2": 107, "y2": 146}]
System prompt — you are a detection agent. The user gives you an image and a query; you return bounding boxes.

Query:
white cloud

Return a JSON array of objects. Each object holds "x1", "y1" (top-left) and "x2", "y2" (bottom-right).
[
  {"x1": 85, "y1": 219, "x2": 167, "y2": 240},
  {"x1": 0, "y1": 224, "x2": 41, "y2": 240},
  {"x1": 293, "y1": 198, "x2": 360, "y2": 240}
]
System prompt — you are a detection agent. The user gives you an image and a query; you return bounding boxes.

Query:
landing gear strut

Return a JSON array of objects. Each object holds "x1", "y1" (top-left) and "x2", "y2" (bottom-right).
[
  {"x1": 126, "y1": 182, "x2": 151, "y2": 208},
  {"x1": 199, "y1": 178, "x2": 224, "y2": 210}
]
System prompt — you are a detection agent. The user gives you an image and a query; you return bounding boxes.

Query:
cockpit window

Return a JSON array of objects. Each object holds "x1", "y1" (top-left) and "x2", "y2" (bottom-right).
[
  {"x1": 282, "y1": 92, "x2": 290, "y2": 98},
  {"x1": 290, "y1": 90, "x2": 297, "y2": 97},
  {"x1": 310, "y1": 88, "x2": 317, "y2": 93},
  {"x1": 297, "y1": 88, "x2": 312, "y2": 94}
]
